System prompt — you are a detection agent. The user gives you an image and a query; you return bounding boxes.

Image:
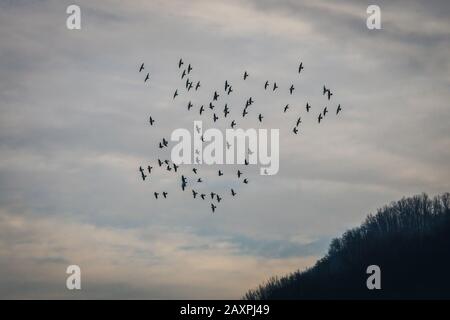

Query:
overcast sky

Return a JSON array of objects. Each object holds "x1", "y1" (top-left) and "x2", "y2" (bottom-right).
[{"x1": 0, "y1": 0, "x2": 449, "y2": 299}]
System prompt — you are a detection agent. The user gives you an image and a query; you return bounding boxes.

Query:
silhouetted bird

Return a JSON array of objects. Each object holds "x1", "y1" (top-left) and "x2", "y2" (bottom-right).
[
  {"x1": 185, "y1": 78, "x2": 190, "y2": 89},
  {"x1": 298, "y1": 62, "x2": 304, "y2": 73},
  {"x1": 209, "y1": 102, "x2": 215, "y2": 110},
  {"x1": 149, "y1": 116, "x2": 155, "y2": 126},
  {"x1": 139, "y1": 63, "x2": 145, "y2": 72},
  {"x1": 244, "y1": 159, "x2": 249, "y2": 166},
  {"x1": 178, "y1": 58, "x2": 183, "y2": 68},
  {"x1": 323, "y1": 107, "x2": 328, "y2": 116},
  {"x1": 158, "y1": 159, "x2": 163, "y2": 167},
  {"x1": 243, "y1": 71, "x2": 249, "y2": 80},
  {"x1": 197, "y1": 178, "x2": 202, "y2": 183},
  {"x1": 296, "y1": 116, "x2": 302, "y2": 126},
  {"x1": 162, "y1": 192, "x2": 168, "y2": 198},
  {"x1": 195, "y1": 81, "x2": 201, "y2": 90},
  {"x1": 166, "y1": 165, "x2": 172, "y2": 172},
  {"x1": 154, "y1": 192, "x2": 159, "y2": 199},
  {"x1": 159, "y1": 142, "x2": 164, "y2": 149},
  {"x1": 264, "y1": 81, "x2": 269, "y2": 90},
  {"x1": 218, "y1": 170, "x2": 223, "y2": 176},
  {"x1": 147, "y1": 165, "x2": 153, "y2": 174},
  {"x1": 284, "y1": 104, "x2": 289, "y2": 113},
  {"x1": 231, "y1": 188, "x2": 236, "y2": 196},
  {"x1": 237, "y1": 170, "x2": 242, "y2": 178},
  {"x1": 139, "y1": 166, "x2": 146, "y2": 181},
  {"x1": 181, "y1": 69, "x2": 186, "y2": 79},
  {"x1": 306, "y1": 102, "x2": 311, "y2": 112},
  {"x1": 323, "y1": 85, "x2": 332, "y2": 100},
  {"x1": 231, "y1": 120, "x2": 236, "y2": 128},
  {"x1": 144, "y1": 73, "x2": 150, "y2": 82},
  {"x1": 243, "y1": 178, "x2": 249, "y2": 184},
  {"x1": 258, "y1": 114, "x2": 263, "y2": 122},
  {"x1": 192, "y1": 168, "x2": 198, "y2": 174},
  {"x1": 273, "y1": 82, "x2": 278, "y2": 91},
  {"x1": 227, "y1": 86, "x2": 233, "y2": 95},
  {"x1": 199, "y1": 105, "x2": 204, "y2": 115},
  {"x1": 225, "y1": 80, "x2": 229, "y2": 91},
  {"x1": 210, "y1": 192, "x2": 216, "y2": 199},
  {"x1": 224, "y1": 104, "x2": 229, "y2": 117},
  {"x1": 200, "y1": 194, "x2": 206, "y2": 200},
  {"x1": 213, "y1": 113, "x2": 218, "y2": 122},
  {"x1": 211, "y1": 203, "x2": 216, "y2": 213},
  {"x1": 181, "y1": 176, "x2": 187, "y2": 191},
  {"x1": 216, "y1": 195, "x2": 222, "y2": 203},
  {"x1": 164, "y1": 159, "x2": 170, "y2": 165},
  {"x1": 336, "y1": 104, "x2": 342, "y2": 115},
  {"x1": 293, "y1": 127, "x2": 298, "y2": 134},
  {"x1": 187, "y1": 101, "x2": 193, "y2": 111},
  {"x1": 242, "y1": 108, "x2": 248, "y2": 117},
  {"x1": 213, "y1": 91, "x2": 219, "y2": 101},
  {"x1": 173, "y1": 89, "x2": 178, "y2": 99},
  {"x1": 173, "y1": 163, "x2": 179, "y2": 172},
  {"x1": 192, "y1": 190, "x2": 198, "y2": 198},
  {"x1": 289, "y1": 84, "x2": 295, "y2": 95},
  {"x1": 318, "y1": 113, "x2": 323, "y2": 123},
  {"x1": 187, "y1": 64, "x2": 192, "y2": 74},
  {"x1": 162, "y1": 138, "x2": 168, "y2": 147}
]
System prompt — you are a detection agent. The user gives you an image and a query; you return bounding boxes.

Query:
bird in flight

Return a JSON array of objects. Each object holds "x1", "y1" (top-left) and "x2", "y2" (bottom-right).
[
  {"x1": 216, "y1": 195, "x2": 222, "y2": 203},
  {"x1": 293, "y1": 127, "x2": 299, "y2": 134},
  {"x1": 318, "y1": 113, "x2": 323, "y2": 123},
  {"x1": 173, "y1": 163, "x2": 179, "y2": 172},
  {"x1": 284, "y1": 104, "x2": 289, "y2": 113},
  {"x1": 158, "y1": 159, "x2": 163, "y2": 167},
  {"x1": 225, "y1": 80, "x2": 230, "y2": 91},
  {"x1": 197, "y1": 178, "x2": 202, "y2": 183},
  {"x1": 139, "y1": 166, "x2": 146, "y2": 181},
  {"x1": 244, "y1": 159, "x2": 249, "y2": 166},
  {"x1": 162, "y1": 192, "x2": 168, "y2": 198},
  {"x1": 323, "y1": 107, "x2": 328, "y2": 117},
  {"x1": 227, "y1": 86, "x2": 233, "y2": 95},
  {"x1": 211, "y1": 203, "x2": 216, "y2": 213},
  {"x1": 147, "y1": 165, "x2": 153, "y2": 174},
  {"x1": 173, "y1": 89, "x2": 178, "y2": 99},
  {"x1": 192, "y1": 190, "x2": 198, "y2": 199},
  {"x1": 231, "y1": 120, "x2": 236, "y2": 128},
  {"x1": 195, "y1": 81, "x2": 201, "y2": 90},
  {"x1": 213, "y1": 113, "x2": 219, "y2": 122},
  {"x1": 181, "y1": 69, "x2": 186, "y2": 79},
  {"x1": 213, "y1": 91, "x2": 219, "y2": 101},
  {"x1": 289, "y1": 84, "x2": 295, "y2": 95},
  {"x1": 187, "y1": 101, "x2": 193, "y2": 111},
  {"x1": 139, "y1": 63, "x2": 145, "y2": 72},
  {"x1": 199, "y1": 105, "x2": 204, "y2": 115},
  {"x1": 187, "y1": 64, "x2": 192, "y2": 74},
  {"x1": 166, "y1": 165, "x2": 172, "y2": 172},
  {"x1": 210, "y1": 192, "x2": 216, "y2": 199},
  {"x1": 192, "y1": 168, "x2": 198, "y2": 174},
  {"x1": 231, "y1": 188, "x2": 236, "y2": 196},
  {"x1": 200, "y1": 194, "x2": 206, "y2": 200},
  {"x1": 181, "y1": 176, "x2": 187, "y2": 191},
  {"x1": 336, "y1": 104, "x2": 342, "y2": 115},
  {"x1": 258, "y1": 113, "x2": 263, "y2": 122},
  {"x1": 242, "y1": 108, "x2": 248, "y2": 117},
  {"x1": 296, "y1": 116, "x2": 302, "y2": 127},
  {"x1": 273, "y1": 82, "x2": 278, "y2": 91},
  {"x1": 162, "y1": 138, "x2": 168, "y2": 147},
  {"x1": 243, "y1": 178, "x2": 249, "y2": 184},
  {"x1": 298, "y1": 62, "x2": 304, "y2": 73},
  {"x1": 243, "y1": 71, "x2": 249, "y2": 80},
  {"x1": 223, "y1": 104, "x2": 229, "y2": 118},
  {"x1": 306, "y1": 102, "x2": 311, "y2": 112},
  {"x1": 323, "y1": 85, "x2": 333, "y2": 100},
  {"x1": 154, "y1": 192, "x2": 159, "y2": 199},
  {"x1": 178, "y1": 58, "x2": 183, "y2": 68},
  {"x1": 264, "y1": 81, "x2": 269, "y2": 90},
  {"x1": 209, "y1": 102, "x2": 215, "y2": 110},
  {"x1": 237, "y1": 170, "x2": 242, "y2": 178},
  {"x1": 218, "y1": 170, "x2": 224, "y2": 176},
  {"x1": 144, "y1": 73, "x2": 150, "y2": 82},
  {"x1": 149, "y1": 116, "x2": 155, "y2": 126}
]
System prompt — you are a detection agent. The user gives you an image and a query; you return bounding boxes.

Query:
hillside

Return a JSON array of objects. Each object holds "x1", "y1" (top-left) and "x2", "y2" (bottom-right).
[{"x1": 244, "y1": 193, "x2": 450, "y2": 299}]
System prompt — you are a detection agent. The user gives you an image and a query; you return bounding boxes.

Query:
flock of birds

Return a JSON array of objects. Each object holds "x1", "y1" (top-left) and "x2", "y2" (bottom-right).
[{"x1": 137, "y1": 59, "x2": 343, "y2": 213}]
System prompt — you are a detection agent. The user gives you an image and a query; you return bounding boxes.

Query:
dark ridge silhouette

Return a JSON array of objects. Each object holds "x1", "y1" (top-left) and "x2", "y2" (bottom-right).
[{"x1": 244, "y1": 193, "x2": 450, "y2": 300}]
